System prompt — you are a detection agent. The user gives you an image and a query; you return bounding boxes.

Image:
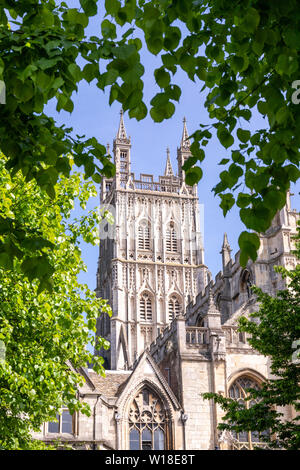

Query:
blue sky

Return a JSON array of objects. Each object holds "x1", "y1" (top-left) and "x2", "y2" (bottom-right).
[{"x1": 45, "y1": 4, "x2": 299, "y2": 291}]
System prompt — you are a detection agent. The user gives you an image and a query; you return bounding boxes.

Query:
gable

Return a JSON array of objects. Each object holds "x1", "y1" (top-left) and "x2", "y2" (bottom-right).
[{"x1": 115, "y1": 350, "x2": 181, "y2": 413}]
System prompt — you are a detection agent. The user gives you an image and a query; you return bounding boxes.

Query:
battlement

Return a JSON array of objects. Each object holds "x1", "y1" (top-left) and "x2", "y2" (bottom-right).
[{"x1": 149, "y1": 317, "x2": 177, "y2": 361}]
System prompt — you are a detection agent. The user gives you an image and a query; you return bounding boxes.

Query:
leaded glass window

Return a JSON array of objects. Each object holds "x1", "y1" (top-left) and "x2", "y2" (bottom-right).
[
  {"x1": 228, "y1": 376, "x2": 270, "y2": 450},
  {"x1": 129, "y1": 388, "x2": 169, "y2": 450}
]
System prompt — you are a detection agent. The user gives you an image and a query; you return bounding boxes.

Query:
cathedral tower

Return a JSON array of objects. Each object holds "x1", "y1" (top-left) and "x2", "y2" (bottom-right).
[{"x1": 96, "y1": 113, "x2": 208, "y2": 370}]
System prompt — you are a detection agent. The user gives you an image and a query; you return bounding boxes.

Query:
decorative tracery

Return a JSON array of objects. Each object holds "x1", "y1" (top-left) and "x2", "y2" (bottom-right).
[
  {"x1": 140, "y1": 292, "x2": 152, "y2": 321},
  {"x1": 138, "y1": 220, "x2": 150, "y2": 250},
  {"x1": 168, "y1": 295, "x2": 181, "y2": 321},
  {"x1": 228, "y1": 376, "x2": 270, "y2": 450},
  {"x1": 166, "y1": 222, "x2": 177, "y2": 252},
  {"x1": 129, "y1": 388, "x2": 169, "y2": 450}
]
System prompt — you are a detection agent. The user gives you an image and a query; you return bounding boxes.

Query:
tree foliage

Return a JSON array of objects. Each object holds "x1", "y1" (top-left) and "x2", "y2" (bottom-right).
[
  {"x1": 0, "y1": 0, "x2": 300, "y2": 271},
  {"x1": 204, "y1": 227, "x2": 300, "y2": 450},
  {"x1": 0, "y1": 153, "x2": 111, "y2": 449}
]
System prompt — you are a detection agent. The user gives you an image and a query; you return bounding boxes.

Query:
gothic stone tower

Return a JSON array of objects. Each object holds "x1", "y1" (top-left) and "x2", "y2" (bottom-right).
[{"x1": 96, "y1": 112, "x2": 208, "y2": 370}]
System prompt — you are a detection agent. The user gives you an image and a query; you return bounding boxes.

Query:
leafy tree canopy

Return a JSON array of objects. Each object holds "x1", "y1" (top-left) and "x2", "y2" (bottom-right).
[
  {"x1": 204, "y1": 227, "x2": 300, "y2": 450},
  {"x1": 1, "y1": 0, "x2": 300, "y2": 276},
  {"x1": 0, "y1": 153, "x2": 111, "y2": 449}
]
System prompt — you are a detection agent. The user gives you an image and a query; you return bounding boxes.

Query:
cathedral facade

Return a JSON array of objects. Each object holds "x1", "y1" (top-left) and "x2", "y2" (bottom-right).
[{"x1": 34, "y1": 113, "x2": 299, "y2": 450}]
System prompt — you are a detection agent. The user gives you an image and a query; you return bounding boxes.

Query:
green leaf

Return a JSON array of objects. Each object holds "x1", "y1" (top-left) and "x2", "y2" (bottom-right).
[
  {"x1": 150, "y1": 92, "x2": 169, "y2": 108},
  {"x1": 219, "y1": 158, "x2": 230, "y2": 165},
  {"x1": 164, "y1": 27, "x2": 181, "y2": 50},
  {"x1": 237, "y1": 193, "x2": 252, "y2": 208},
  {"x1": 114, "y1": 44, "x2": 137, "y2": 60},
  {"x1": 276, "y1": 55, "x2": 298, "y2": 76},
  {"x1": 101, "y1": 19, "x2": 117, "y2": 39},
  {"x1": 264, "y1": 189, "x2": 286, "y2": 211},
  {"x1": 237, "y1": 128, "x2": 251, "y2": 143},
  {"x1": 240, "y1": 205, "x2": 272, "y2": 232},
  {"x1": 185, "y1": 167, "x2": 203, "y2": 185},
  {"x1": 275, "y1": 106, "x2": 290, "y2": 125},
  {"x1": 190, "y1": 141, "x2": 205, "y2": 161},
  {"x1": 257, "y1": 101, "x2": 268, "y2": 115},
  {"x1": 220, "y1": 193, "x2": 235, "y2": 216},
  {"x1": 105, "y1": 0, "x2": 120, "y2": 16},
  {"x1": 65, "y1": 8, "x2": 89, "y2": 27},
  {"x1": 165, "y1": 84, "x2": 181, "y2": 102},
  {"x1": 154, "y1": 68, "x2": 170, "y2": 88},
  {"x1": 0, "y1": 251, "x2": 13, "y2": 270},
  {"x1": 67, "y1": 64, "x2": 82, "y2": 82},
  {"x1": 182, "y1": 156, "x2": 198, "y2": 171},
  {"x1": 13, "y1": 80, "x2": 34, "y2": 102},
  {"x1": 83, "y1": 63, "x2": 99, "y2": 83},
  {"x1": 242, "y1": 8, "x2": 260, "y2": 33},
  {"x1": 217, "y1": 126, "x2": 234, "y2": 149},
  {"x1": 238, "y1": 231, "x2": 260, "y2": 264},
  {"x1": 80, "y1": 0, "x2": 98, "y2": 16},
  {"x1": 231, "y1": 56, "x2": 245, "y2": 74},
  {"x1": 283, "y1": 29, "x2": 300, "y2": 49}
]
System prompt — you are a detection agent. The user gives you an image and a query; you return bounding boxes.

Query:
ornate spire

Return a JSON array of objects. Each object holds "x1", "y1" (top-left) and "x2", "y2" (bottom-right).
[
  {"x1": 164, "y1": 147, "x2": 174, "y2": 176},
  {"x1": 181, "y1": 117, "x2": 191, "y2": 149},
  {"x1": 116, "y1": 108, "x2": 127, "y2": 140}
]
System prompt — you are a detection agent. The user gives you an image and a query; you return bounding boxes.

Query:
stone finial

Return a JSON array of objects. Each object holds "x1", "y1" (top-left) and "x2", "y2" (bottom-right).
[
  {"x1": 207, "y1": 288, "x2": 217, "y2": 313},
  {"x1": 164, "y1": 147, "x2": 174, "y2": 176},
  {"x1": 116, "y1": 108, "x2": 127, "y2": 140},
  {"x1": 181, "y1": 117, "x2": 191, "y2": 149},
  {"x1": 106, "y1": 143, "x2": 110, "y2": 155},
  {"x1": 205, "y1": 287, "x2": 222, "y2": 331},
  {"x1": 221, "y1": 232, "x2": 231, "y2": 251}
]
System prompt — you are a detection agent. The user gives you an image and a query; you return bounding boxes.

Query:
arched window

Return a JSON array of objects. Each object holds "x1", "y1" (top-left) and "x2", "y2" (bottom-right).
[
  {"x1": 138, "y1": 221, "x2": 150, "y2": 250},
  {"x1": 166, "y1": 222, "x2": 177, "y2": 252},
  {"x1": 196, "y1": 317, "x2": 206, "y2": 327},
  {"x1": 140, "y1": 293, "x2": 152, "y2": 321},
  {"x1": 168, "y1": 295, "x2": 181, "y2": 321},
  {"x1": 240, "y1": 269, "x2": 253, "y2": 299},
  {"x1": 129, "y1": 387, "x2": 169, "y2": 450},
  {"x1": 228, "y1": 376, "x2": 270, "y2": 450}
]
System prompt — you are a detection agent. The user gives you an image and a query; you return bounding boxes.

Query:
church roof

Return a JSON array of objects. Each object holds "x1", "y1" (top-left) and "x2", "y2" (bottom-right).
[{"x1": 88, "y1": 371, "x2": 131, "y2": 397}]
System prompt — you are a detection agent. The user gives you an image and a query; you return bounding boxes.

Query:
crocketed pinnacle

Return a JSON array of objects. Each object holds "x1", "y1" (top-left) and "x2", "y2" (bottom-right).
[
  {"x1": 164, "y1": 147, "x2": 174, "y2": 176},
  {"x1": 116, "y1": 109, "x2": 127, "y2": 140},
  {"x1": 221, "y1": 232, "x2": 232, "y2": 252},
  {"x1": 181, "y1": 117, "x2": 191, "y2": 149}
]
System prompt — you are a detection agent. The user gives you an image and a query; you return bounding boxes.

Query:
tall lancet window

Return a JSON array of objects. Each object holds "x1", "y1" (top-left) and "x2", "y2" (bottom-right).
[
  {"x1": 240, "y1": 269, "x2": 253, "y2": 299},
  {"x1": 120, "y1": 151, "x2": 128, "y2": 173},
  {"x1": 228, "y1": 376, "x2": 270, "y2": 450},
  {"x1": 168, "y1": 295, "x2": 181, "y2": 322},
  {"x1": 138, "y1": 220, "x2": 150, "y2": 250},
  {"x1": 129, "y1": 388, "x2": 169, "y2": 450},
  {"x1": 166, "y1": 222, "x2": 177, "y2": 252},
  {"x1": 140, "y1": 293, "x2": 152, "y2": 321}
]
